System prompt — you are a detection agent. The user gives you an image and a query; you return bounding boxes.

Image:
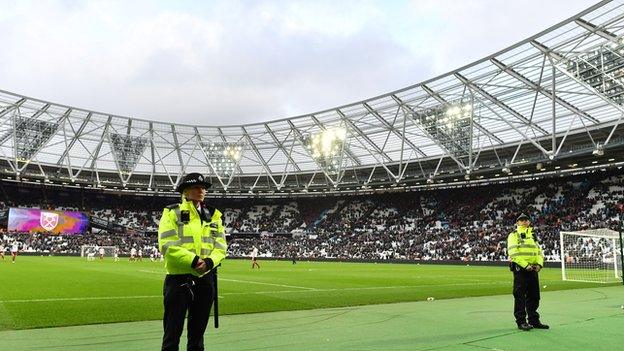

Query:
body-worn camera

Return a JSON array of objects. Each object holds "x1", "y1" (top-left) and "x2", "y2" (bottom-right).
[{"x1": 180, "y1": 210, "x2": 190, "y2": 223}]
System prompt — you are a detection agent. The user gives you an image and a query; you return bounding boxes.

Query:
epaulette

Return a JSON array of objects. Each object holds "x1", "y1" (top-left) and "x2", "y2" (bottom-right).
[{"x1": 165, "y1": 203, "x2": 179, "y2": 210}]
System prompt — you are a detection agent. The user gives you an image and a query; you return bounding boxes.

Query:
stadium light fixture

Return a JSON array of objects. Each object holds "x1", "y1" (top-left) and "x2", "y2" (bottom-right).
[
  {"x1": 592, "y1": 143, "x2": 604, "y2": 156},
  {"x1": 305, "y1": 126, "x2": 348, "y2": 174},
  {"x1": 306, "y1": 127, "x2": 347, "y2": 158},
  {"x1": 417, "y1": 101, "x2": 473, "y2": 162},
  {"x1": 425, "y1": 103, "x2": 472, "y2": 128},
  {"x1": 203, "y1": 142, "x2": 245, "y2": 177},
  {"x1": 566, "y1": 40, "x2": 624, "y2": 106},
  {"x1": 444, "y1": 103, "x2": 472, "y2": 121}
]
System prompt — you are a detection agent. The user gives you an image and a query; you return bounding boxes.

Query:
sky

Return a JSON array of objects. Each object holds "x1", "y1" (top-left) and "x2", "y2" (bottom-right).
[{"x1": 0, "y1": 0, "x2": 599, "y2": 125}]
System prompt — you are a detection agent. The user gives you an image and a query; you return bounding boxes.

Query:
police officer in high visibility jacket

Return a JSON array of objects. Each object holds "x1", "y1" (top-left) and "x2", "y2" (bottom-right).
[
  {"x1": 507, "y1": 213, "x2": 549, "y2": 331},
  {"x1": 158, "y1": 173, "x2": 227, "y2": 351}
]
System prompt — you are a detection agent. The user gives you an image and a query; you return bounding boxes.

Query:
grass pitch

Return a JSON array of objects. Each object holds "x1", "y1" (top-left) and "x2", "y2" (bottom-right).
[{"x1": 0, "y1": 256, "x2": 615, "y2": 330}]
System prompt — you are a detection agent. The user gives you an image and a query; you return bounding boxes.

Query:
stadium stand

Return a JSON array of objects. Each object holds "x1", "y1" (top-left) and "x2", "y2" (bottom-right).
[{"x1": 1, "y1": 168, "x2": 622, "y2": 261}]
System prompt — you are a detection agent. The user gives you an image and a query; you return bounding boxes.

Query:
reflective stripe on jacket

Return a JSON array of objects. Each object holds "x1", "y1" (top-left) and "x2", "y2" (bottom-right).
[
  {"x1": 507, "y1": 226, "x2": 544, "y2": 268},
  {"x1": 158, "y1": 198, "x2": 227, "y2": 276}
]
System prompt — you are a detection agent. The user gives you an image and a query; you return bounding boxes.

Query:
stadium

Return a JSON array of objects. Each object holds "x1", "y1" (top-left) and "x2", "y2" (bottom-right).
[{"x1": 1, "y1": 1, "x2": 624, "y2": 350}]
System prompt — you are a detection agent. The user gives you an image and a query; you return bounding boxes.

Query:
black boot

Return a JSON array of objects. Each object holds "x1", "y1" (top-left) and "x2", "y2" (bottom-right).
[
  {"x1": 517, "y1": 322, "x2": 533, "y2": 331},
  {"x1": 531, "y1": 322, "x2": 550, "y2": 329}
]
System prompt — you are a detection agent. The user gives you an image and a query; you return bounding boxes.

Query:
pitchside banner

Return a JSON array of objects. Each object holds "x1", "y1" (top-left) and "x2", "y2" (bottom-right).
[{"x1": 8, "y1": 208, "x2": 89, "y2": 234}]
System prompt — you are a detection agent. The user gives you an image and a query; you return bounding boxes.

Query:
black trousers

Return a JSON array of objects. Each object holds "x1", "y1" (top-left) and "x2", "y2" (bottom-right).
[
  {"x1": 162, "y1": 273, "x2": 215, "y2": 351},
  {"x1": 512, "y1": 268, "x2": 541, "y2": 325}
]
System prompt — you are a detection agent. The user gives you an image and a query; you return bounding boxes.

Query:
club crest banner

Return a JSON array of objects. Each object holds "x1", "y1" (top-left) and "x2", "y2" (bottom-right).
[
  {"x1": 8, "y1": 208, "x2": 88, "y2": 234},
  {"x1": 40, "y1": 212, "x2": 59, "y2": 231}
]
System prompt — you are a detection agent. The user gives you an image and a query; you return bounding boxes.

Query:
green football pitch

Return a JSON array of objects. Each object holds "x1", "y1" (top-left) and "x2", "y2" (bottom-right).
[{"x1": 0, "y1": 256, "x2": 622, "y2": 350}]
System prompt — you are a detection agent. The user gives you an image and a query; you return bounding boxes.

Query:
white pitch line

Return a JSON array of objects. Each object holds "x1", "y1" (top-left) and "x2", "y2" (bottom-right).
[
  {"x1": 0, "y1": 295, "x2": 161, "y2": 303},
  {"x1": 138, "y1": 270, "x2": 316, "y2": 290},
  {"x1": 219, "y1": 278, "x2": 317, "y2": 290},
  {"x1": 220, "y1": 281, "x2": 508, "y2": 296},
  {"x1": 0, "y1": 281, "x2": 508, "y2": 303},
  {"x1": 138, "y1": 269, "x2": 165, "y2": 274}
]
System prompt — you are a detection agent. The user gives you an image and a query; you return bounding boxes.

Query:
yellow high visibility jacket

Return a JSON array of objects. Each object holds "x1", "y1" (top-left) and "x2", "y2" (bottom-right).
[
  {"x1": 507, "y1": 225, "x2": 544, "y2": 269},
  {"x1": 158, "y1": 198, "x2": 227, "y2": 276}
]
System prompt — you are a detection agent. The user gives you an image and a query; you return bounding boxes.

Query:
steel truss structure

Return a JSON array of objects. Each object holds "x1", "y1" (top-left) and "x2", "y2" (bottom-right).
[{"x1": 1, "y1": 0, "x2": 624, "y2": 196}]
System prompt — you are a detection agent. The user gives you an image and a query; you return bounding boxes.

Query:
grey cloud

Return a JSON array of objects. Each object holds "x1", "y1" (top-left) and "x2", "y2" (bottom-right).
[{"x1": 0, "y1": 0, "x2": 599, "y2": 126}]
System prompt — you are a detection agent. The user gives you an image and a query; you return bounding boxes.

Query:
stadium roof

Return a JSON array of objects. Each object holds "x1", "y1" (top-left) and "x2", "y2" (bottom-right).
[{"x1": 1, "y1": 0, "x2": 624, "y2": 196}]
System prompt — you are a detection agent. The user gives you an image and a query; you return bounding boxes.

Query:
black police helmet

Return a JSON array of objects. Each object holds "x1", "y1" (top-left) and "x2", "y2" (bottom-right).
[
  {"x1": 176, "y1": 173, "x2": 212, "y2": 193},
  {"x1": 516, "y1": 213, "x2": 530, "y2": 222}
]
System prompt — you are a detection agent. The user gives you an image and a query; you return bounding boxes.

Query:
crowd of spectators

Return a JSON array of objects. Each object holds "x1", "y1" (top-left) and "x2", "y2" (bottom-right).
[
  {"x1": 0, "y1": 231, "x2": 157, "y2": 256},
  {"x1": 0, "y1": 169, "x2": 622, "y2": 262}
]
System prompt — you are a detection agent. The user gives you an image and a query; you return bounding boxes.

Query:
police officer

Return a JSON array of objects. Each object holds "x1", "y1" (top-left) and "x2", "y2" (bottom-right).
[
  {"x1": 507, "y1": 213, "x2": 549, "y2": 331},
  {"x1": 158, "y1": 173, "x2": 227, "y2": 351}
]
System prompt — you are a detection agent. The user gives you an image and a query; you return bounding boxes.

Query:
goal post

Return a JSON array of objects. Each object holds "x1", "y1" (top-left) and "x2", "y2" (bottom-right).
[
  {"x1": 560, "y1": 228, "x2": 622, "y2": 283},
  {"x1": 620, "y1": 211, "x2": 624, "y2": 286},
  {"x1": 80, "y1": 245, "x2": 117, "y2": 258}
]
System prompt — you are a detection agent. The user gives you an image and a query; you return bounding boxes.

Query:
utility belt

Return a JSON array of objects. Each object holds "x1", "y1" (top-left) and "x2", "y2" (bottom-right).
[
  {"x1": 509, "y1": 262, "x2": 538, "y2": 273},
  {"x1": 165, "y1": 273, "x2": 213, "y2": 284}
]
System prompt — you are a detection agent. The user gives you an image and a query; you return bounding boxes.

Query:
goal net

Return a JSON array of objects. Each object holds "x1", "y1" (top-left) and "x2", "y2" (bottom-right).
[
  {"x1": 80, "y1": 245, "x2": 117, "y2": 258},
  {"x1": 560, "y1": 229, "x2": 622, "y2": 283}
]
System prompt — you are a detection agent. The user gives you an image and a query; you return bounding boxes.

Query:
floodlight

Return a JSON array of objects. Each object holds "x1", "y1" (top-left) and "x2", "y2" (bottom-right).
[
  {"x1": 202, "y1": 142, "x2": 245, "y2": 177},
  {"x1": 305, "y1": 126, "x2": 348, "y2": 173}
]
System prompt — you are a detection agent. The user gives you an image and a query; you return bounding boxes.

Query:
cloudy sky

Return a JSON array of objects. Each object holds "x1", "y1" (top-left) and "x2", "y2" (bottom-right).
[{"x1": 0, "y1": 0, "x2": 598, "y2": 125}]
